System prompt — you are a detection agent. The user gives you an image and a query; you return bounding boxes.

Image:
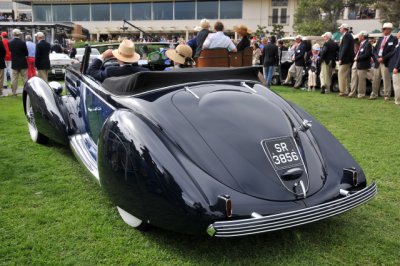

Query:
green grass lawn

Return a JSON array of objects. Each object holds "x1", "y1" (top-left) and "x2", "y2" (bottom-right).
[{"x1": 0, "y1": 88, "x2": 399, "y2": 265}]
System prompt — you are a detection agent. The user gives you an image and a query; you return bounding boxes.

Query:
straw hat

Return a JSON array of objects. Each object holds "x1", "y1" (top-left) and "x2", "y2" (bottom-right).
[
  {"x1": 382, "y1": 22, "x2": 393, "y2": 29},
  {"x1": 111, "y1": 39, "x2": 140, "y2": 63},
  {"x1": 199, "y1": 19, "x2": 210, "y2": 29},
  {"x1": 12, "y1": 29, "x2": 22, "y2": 36},
  {"x1": 193, "y1": 26, "x2": 202, "y2": 32},
  {"x1": 321, "y1": 32, "x2": 332, "y2": 39},
  {"x1": 35, "y1": 32, "x2": 45, "y2": 38},
  {"x1": 338, "y1": 23, "x2": 349, "y2": 29},
  {"x1": 165, "y1": 44, "x2": 193, "y2": 65},
  {"x1": 233, "y1": 25, "x2": 252, "y2": 35},
  {"x1": 295, "y1": 35, "x2": 303, "y2": 40}
]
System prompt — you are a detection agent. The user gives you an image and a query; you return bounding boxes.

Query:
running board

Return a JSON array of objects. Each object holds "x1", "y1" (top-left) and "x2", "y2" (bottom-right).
[{"x1": 69, "y1": 133, "x2": 99, "y2": 182}]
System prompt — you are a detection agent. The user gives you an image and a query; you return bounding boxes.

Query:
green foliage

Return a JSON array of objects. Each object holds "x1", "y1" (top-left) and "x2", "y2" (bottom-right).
[
  {"x1": 254, "y1": 24, "x2": 267, "y2": 38},
  {"x1": 294, "y1": 0, "x2": 377, "y2": 35},
  {"x1": 376, "y1": 0, "x2": 400, "y2": 27},
  {"x1": 271, "y1": 24, "x2": 285, "y2": 39},
  {"x1": 1, "y1": 90, "x2": 399, "y2": 264}
]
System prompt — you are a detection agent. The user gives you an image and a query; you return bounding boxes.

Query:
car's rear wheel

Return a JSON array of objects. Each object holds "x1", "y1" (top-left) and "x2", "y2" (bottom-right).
[
  {"x1": 117, "y1": 206, "x2": 150, "y2": 231},
  {"x1": 26, "y1": 94, "x2": 49, "y2": 144}
]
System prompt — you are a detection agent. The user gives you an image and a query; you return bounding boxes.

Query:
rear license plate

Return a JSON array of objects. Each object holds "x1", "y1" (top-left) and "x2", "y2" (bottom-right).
[{"x1": 262, "y1": 137, "x2": 303, "y2": 170}]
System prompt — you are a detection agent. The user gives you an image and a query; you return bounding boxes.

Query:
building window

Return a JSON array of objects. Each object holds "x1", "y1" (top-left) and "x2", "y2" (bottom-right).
[
  {"x1": 33, "y1": 5, "x2": 52, "y2": 22},
  {"x1": 270, "y1": 7, "x2": 289, "y2": 25},
  {"x1": 220, "y1": 0, "x2": 242, "y2": 19},
  {"x1": 132, "y1": 3, "x2": 152, "y2": 20},
  {"x1": 0, "y1": 2, "x2": 13, "y2": 9},
  {"x1": 91, "y1": 4, "x2": 110, "y2": 21},
  {"x1": 112, "y1": 3, "x2": 131, "y2": 21},
  {"x1": 197, "y1": 0, "x2": 218, "y2": 19},
  {"x1": 17, "y1": 3, "x2": 32, "y2": 9},
  {"x1": 72, "y1": 4, "x2": 90, "y2": 21},
  {"x1": 153, "y1": 2, "x2": 173, "y2": 20},
  {"x1": 53, "y1": 5, "x2": 71, "y2": 22},
  {"x1": 175, "y1": 0, "x2": 195, "y2": 20},
  {"x1": 271, "y1": 0, "x2": 288, "y2": 7}
]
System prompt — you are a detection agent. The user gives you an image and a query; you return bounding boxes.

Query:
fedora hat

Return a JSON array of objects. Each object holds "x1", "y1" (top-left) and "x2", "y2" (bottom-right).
[
  {"x1": 199, "y1": 19, "x2": 210, "y2": 29},
  {"x1": 295, "y1": 35, "x2": 303, "y2": 40},
  {"x1": 165, "y1": 44, "x2": 193, "y2": 65},
  {"x1": 382, "y1": 22, "x2": 393, "y2": 29},
  {"x1": 233, "y1": 24, "x2": 252, "y2": 35},
  {"x1": 338, "y1": 23, "x2": 349, "y2": 29},
  {"x1": 111, "y1": 39, "x2": 140, "y2": 63}
]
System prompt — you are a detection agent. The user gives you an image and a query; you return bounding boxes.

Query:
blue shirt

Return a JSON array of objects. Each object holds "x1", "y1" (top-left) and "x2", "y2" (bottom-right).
[{"x1": 26, "y1": 41, "x2": 36, "y2": 57}]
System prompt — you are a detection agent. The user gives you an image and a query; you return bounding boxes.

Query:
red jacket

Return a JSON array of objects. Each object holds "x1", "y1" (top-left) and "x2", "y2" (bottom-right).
[{"x1": 3, "y1": 39, "x2": 11, "y2": 61}]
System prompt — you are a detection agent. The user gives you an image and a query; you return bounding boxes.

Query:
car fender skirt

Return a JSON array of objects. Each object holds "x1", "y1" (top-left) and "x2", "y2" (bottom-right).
[
  {"x1": 208, "y1": 182, "x2": 377, "y2": 237},
  {"x1": 23, "y1": 77, "x2": 68, "y2": 145}
]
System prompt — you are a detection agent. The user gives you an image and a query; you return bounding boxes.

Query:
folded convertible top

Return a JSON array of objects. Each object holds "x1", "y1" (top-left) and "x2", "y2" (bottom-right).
[{"x1": 102, "y1": 66, "x2": 261, "y2": 95}]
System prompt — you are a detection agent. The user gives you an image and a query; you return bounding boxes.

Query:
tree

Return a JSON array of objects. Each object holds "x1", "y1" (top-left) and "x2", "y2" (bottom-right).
[
  {"x1": 294, "y1": 0, "x2": 376, "y2": 35},
  {"x1": 254, "y1": 25, "x2": 267, "y2": 38},
  {"x1": 376, "y1": 1, "x2": 400, "y2": 27},
  {"x1": 271, "y1": 24, "x2": 285, "y2": 39}
]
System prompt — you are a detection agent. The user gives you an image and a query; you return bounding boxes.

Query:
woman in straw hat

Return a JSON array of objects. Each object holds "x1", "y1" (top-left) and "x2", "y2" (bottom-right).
[
  {"x1": 87, "y1": 39, "x2": 148, "y2": 82},
  {"x1": 234, "y1": 25, "x2": 251, "y2": 52},
  {"x1": 194, "y1": 19, "x2": 211, "y2": 58},
  {"x1": 165, "y1": 44, "x2": 195, "y2": 70}
]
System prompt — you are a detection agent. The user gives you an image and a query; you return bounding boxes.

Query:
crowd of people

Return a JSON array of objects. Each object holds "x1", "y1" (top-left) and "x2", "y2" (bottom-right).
[
  {"x1": 2, "y1": 19, "x2": 400, "y2": 106},
  {"x1": 0, "y1": 29, "x2": 53, "y2": 97},
  {"x1": 256, "y1": 22, "x2": 400, "y2": 105}
]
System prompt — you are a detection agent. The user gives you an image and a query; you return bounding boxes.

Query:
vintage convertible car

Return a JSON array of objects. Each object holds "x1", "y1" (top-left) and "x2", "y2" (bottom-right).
[{"x1": 23, "y1": 49, "x2": 377, "y2": 237}]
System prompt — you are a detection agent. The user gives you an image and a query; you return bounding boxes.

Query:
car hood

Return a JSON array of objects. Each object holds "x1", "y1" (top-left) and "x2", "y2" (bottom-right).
[{"x1": 165, "y1": 84, "x2": 326, "y2": 201}]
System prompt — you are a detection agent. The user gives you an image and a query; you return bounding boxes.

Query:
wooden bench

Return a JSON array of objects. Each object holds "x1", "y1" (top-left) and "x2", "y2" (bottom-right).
[{"x1": 197, "y1": 46, "x2": 254, "y2": 68}]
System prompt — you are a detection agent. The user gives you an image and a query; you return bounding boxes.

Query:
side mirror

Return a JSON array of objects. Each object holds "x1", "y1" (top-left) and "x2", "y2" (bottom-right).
[{"x1": 49, "y1": 81, "x2": 63, "y2": 95}]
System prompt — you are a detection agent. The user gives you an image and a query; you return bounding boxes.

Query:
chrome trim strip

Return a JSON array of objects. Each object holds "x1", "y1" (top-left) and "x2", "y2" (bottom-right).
[
  {"x1": 240, "y1": 81, "x2": 257, "y2": 93},
  {"x1": 184, "y1": 86, "x2": 200, "y2": 99},
  {"x1": 208, "y1": 182, "x2": 377, "y2": 237},
  {"x1": 69, "y1": 133, "x2": 99, "y2": 182}
]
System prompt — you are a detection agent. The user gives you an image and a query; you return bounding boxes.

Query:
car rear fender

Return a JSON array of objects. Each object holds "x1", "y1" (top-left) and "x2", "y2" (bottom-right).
[
  {"x1": 23, "y1": 77, "x2": 68, "y2": 145},
  {"x1": 98, "y1": 109, "x2": 211, "y2": 231}
]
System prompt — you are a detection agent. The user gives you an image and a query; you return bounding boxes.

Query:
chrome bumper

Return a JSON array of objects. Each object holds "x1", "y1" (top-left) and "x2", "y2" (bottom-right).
[{"x1": 207, "y1": 182, "x2": 377, "y2": 237}]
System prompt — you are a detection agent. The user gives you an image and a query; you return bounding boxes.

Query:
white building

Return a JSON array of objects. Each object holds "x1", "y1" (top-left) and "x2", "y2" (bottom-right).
[
  {"x1": 12, "y1": 0, "x2": 298, "y2": 40},
  {"x1": 3, "y1": 0, "x2": 385, "y2": 41}
]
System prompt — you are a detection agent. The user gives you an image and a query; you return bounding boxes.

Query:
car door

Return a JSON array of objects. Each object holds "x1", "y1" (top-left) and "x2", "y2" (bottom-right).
[{"x1": 81, "y1": 80, "x2": 114, "y2": 144}]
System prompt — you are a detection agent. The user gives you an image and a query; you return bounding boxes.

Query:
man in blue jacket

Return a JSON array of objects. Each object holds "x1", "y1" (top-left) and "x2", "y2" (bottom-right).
[
  {"x1": 352, "y1": 31, "x2": 372, "y2": 99},
  {"x1": 338, "y1": 23, "x2": 354, "y2": 96},
  {"x1": 391, "y1": 31, "x2": 400, "y2": 106},
  {"x1": 293, "y1": 35, "x2": 306, "y2": 89},
  {"x1": 370, "y1": 22, "x2": 398, "y2": 101}
]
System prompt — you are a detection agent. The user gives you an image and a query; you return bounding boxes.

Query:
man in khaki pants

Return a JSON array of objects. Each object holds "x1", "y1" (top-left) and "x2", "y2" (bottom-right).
[
  {"x1": 338, "y1": 24, "x2": 354, "y2": 96},
  {"x1": 320, "y1": 32, "x2": 338, "y2": 94},
  {"x1": 8, "y1": 29, "x2": 28, "y2": 96},
  {"x1": 353, "y1": 31, "x2": 373, "y2": 98},
  {"x1": 391, "y1": 31, "x2": 400, "y2": 106},
  {"x1": 35, "y1": 32, "x2": 51, "y2": 82},
  {"x1": 370, "y1": 23, "x2": 398, "y2": 100}
]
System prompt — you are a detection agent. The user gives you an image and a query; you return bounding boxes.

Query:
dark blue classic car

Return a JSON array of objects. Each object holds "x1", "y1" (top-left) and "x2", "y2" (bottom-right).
[{"x1": 23, "y1": 46, "x2": 376, "y2": 237}]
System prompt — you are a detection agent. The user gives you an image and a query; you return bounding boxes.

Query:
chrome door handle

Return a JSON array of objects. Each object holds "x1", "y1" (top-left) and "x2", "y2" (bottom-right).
[{"x1": 88, "y1": 106, "x2": 102, "y2": 112}]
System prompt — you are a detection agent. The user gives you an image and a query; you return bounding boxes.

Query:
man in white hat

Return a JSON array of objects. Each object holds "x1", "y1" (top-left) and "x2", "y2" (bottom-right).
[
  {"x1": 370, "y1": 22, "x2": 398, "y2": 100},
  {"x1": 194, "y1": 19, "x2": 211, "y2": 58},
  {"x1": 35, "y1": 32, "x2": 51, "y2": 82},
  {"x1": 389, "y1": 31, "x2": 400, "y2": 105},
  {"x1": 292, "y1": 35, "x2": 306, "y2": 89},
  {"x1": 87, "y1": 39, "x2": 148, "y2": 82},
  {"x1": 320, "y1": 32, "x2": 338, "y2": 93},
  {"x1": 338, "y1": 23, "x2": 354, "y2": 96},
  {"x1": 351, "y1": 31, "x2": 373, "y2": 98},
  {"x1": 8, "y1": 28, "x2": 28, "y2": 96}
]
